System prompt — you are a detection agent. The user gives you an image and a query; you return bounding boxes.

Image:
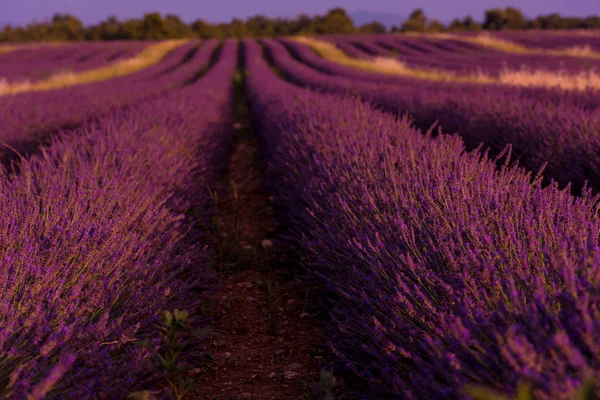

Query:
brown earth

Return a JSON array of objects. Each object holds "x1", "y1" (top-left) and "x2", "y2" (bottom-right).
[{"x1": 186, "y1": 82, "x2": 329, "y2": 399}]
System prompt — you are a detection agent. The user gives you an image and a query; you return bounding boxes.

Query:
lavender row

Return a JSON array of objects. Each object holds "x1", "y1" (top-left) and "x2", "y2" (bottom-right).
[
  {"x1": 0, "y1": 40, "x2": 215, "y2": 164},
  {"x1": 0, "y1": 42, "x2": 149, "y2": 82},
  {"x1": 244, "y1": 38, "x2": 600, "y2": 399},
  {"x1": 492, "y1": 31, "x2": 600, "y2": 51},
  {"x1": 327, "y1": 35, "x2": 600, "y2": 75},
  {"x1": 1, "y1": 39, "x2": 237, "y2": 400},
  {"x1": 279, "y1": 37, "x2": 600, "y2": 109},
  {"x1": 267, "y1": 38, "x2": 600, "y2": 194},
  {"x1": 0, "y1": 44, "x2": 84, "y2": 64}
]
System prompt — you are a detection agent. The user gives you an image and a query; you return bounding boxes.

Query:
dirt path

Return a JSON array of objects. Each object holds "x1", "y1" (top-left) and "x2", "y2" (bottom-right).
[{"x1": 187, "y1": 71, "x2": 327, "y2": 400}]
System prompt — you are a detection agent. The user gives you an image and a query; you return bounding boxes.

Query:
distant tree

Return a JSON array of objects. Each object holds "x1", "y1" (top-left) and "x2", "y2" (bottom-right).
[
  {"x1": 220, "y1": 18, "x2": 250, "y2": 38},
  {"x1": 463, "y1": 15, "x2": 482, "y2": 31},
  {"x1": 164, "y1": 14, "x2": 194, "y2": 38},
  {"x1": 313, "y1": 8, "x2": 356, "y2": 34},
  {"x1": 50, "y1": 13, "x2": 85, "y2": 40},
  {"x1": 427, "y1": 19, "x2": 445, "y2": 32},
  {"x1": 584, "y1": 16, "x2": 600, "y2": 29},
  {"x1": 246, "y1": 15, "x2": 275, "y2": 37},
  {"x1": 408, "y1": 8, "x2": 427, "y2": 24},
  {"x1": 94, "y1": 16, "x2": 121, "y2": 40},
  {"x1": 138, "y1": 13, "x2": 169, "y2": 39},
  {"x1": 118, "y1": 18, "x2": 143, "y2": 39},
  {"x1": 190, "y1": 19, "x2": 221, "y2": 39},
  {"x1": 504, "y1": 7, "x2": 528, "y2": 29},
  {"x1": 291, "y1": 14, "x2": 314, "y2": 34},
  {"x1": 484, "y1": 7, "x2": 527, "y2": 30},
  {"x1": 531, "y1": 13, "x2": 565, "y2": 29},
  {"x1": 483, "y1": 8, "x2": 506, "y2": 30},
  {"x1": 358, "y1": 21, "x2": 387, "y2": 34},
  {"x1": 400, "y1": 8, "x2": 428, "y2": 32},
  {"x1": 1, "y1": 6, "x2": 600, "y2": 42},
  {"x1": 0, "y1": 25, "x2": 18, "y2": 41},
  {"x1": 565, "y1": 17, "x2": 588, "y2": 29},
  {"x1": 448, "y1": 18, "x2": 465, "y2": 32}
]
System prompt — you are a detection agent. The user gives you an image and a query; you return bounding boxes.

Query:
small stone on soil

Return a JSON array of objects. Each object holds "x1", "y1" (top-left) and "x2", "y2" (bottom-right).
[
  {"x1": 287, "y1": 363, "x2": 301, "y2": 371},
  {"x1": 284, "y1": 371, "x2": 300, "y2": 379}
]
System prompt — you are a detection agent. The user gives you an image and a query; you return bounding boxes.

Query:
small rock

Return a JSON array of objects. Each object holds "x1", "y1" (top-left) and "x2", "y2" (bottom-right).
[
  {"x1": 238, "y1": 282, "x2": 253, "y2": 288},
  {"x1": 284, "y1": 371, "x2": 300, "y2": 379},
  {"x1": 224, "y1": 381, "x2": 233, "y2": 385},
  {"x1": 224, "y1": 352, "x2": 231, "y2": 358},
  {"x1": 261, "y1": 239, "x2": 274, "y2": 249},
  {"x1": 251, "y1": 374, "x2": 257, "y2": 379},
  {"x1": 286, "y1": 299, "x2": 295, "y2": 305},
  {"x1": 299, "y1": 312, "x2": 311, "y2": 319},
  {"x1": 243, "y1": 245, "x2": 254, "y2": 251},
  {"x1": 246, "y1": 296, "x2": 257, "y2": 302},
  {"x1": 269, "y1": 372, "x2": 277, "y2": 379},
  {"x1": 287, "y1": 363, "x2": 301, "y2": 371}
]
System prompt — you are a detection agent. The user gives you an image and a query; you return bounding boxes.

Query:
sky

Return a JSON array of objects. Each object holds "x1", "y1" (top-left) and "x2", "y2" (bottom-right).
[{"x1": 2, "y1": 0, "x2": 598, "y2": 26}]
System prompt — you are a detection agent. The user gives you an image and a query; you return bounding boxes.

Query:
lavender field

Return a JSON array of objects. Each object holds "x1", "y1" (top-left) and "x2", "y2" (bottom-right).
[{"x1": 2, "y1": 30, "x2": 600, "y2": 399}]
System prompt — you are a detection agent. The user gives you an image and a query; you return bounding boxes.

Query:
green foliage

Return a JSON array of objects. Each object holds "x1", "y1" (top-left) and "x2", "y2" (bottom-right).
[
  {"x1": 399, "y1": 8, "x2": 428, "y2": 32},
  {"x1": 427, "y1": 19, "x2": 445, "y2": 32},
  {"x1": 464, "y1": 379, "x2": 599, "y2": 400},
  {"x1": 312, "y1": 8, "x2": 356, "y2": 34},
  {"x1": 358, "y1": 21, "x2": 387, "y2": 34},
  {"x1": 448, "y1": 15, "x2": 483, "y2": 32},
  {"x1": 50, "y1": 13, "x2": 85, "y2": 40},
  {"x1": 1, "y1": 6, "x2": 598, "y2": 42},
  {"x1": 130, "y1": 309, "x2": 210, "y2": 400},
  {"x1": 307, "y1": 369, "x2": 337, "y2": 400},
  {"x1": 190, "y1": 19, "x2": 222, "y2": 39},
  {"x1": 483, "y1": 7, "x2": 528, "y2": 30}
]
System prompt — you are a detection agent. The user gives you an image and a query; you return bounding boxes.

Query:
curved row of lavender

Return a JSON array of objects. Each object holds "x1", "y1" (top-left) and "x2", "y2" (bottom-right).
[
  {"x1": 0, "y1": 42, "x2": 149, "y2": 82},
  {"x1": 490, "y1": 31, "x2": 600, "y2": 52},
  {"x1": 283, "y1": 38, "x2": 600, "y2": 110},
  {"x1": 0, "y1": 44, "x2": 83, "y2": 64},
  {"x1": 325, "y1": 35, "x2": 600, "y2": 75},
  {"x1": 264, "y1": 38, "x2": 600, "y2": 194},
  {"x1": 0, "y1": 39, "x2": 237, "y2": 399},
  {"x1": 0, "y1": 40, "x2": 215, "y2": 165},
  {"x1": 244, "y1": 37, "x2": 600, "y2": 399}
]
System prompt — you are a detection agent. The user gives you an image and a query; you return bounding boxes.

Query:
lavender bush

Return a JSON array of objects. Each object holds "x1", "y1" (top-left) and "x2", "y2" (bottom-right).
[
  {"x1": 326, "y1": 34, "x2": 600, "y2": 75},
  {"x1": 244, "y1": 38, "x2": 600, "y2": 399},
  {"x1": 0, "y1": 40, "x2": 237, "y2": 399},
  {"x1": 263, "y1": 38, "x2": 600, "y2": 194},
  {"x1": 278, "y1": 37, "x2": 600, "y2": 110},
  {"x1": 0, "y1": 41, "x2": 149, "y2": 83},
  {"x1": 0, "y1": 39, "x2": 220, "y2": 165}
]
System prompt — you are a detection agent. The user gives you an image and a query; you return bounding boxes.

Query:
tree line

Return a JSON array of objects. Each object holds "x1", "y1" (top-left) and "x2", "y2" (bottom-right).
[{"x1": 1, "y1": 7, "x2": 599, "y2": 42}]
